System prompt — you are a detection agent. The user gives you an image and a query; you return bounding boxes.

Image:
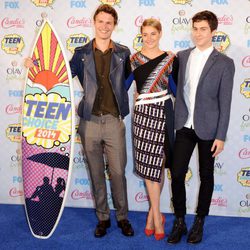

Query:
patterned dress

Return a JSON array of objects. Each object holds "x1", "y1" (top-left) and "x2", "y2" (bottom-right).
[{"x1": 131, "y1": 51, "x2": 176, "y2": 182}]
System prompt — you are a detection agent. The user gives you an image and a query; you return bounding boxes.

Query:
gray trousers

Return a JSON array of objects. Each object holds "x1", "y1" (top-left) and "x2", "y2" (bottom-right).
[{"x1": 78, "y1": 114, "x2": 128, "y2": 221}]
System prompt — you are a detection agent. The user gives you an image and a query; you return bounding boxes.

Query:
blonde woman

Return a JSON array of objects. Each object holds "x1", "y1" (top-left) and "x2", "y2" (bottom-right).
[{"x1": 131, "y1": 18, "x2": 178, "y2": 240}]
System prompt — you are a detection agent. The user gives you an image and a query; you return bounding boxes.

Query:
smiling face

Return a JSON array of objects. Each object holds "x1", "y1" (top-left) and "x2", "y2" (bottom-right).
[
  {"x1": 192, "y1": 20, "x2": 215, "y2": 51},
  {"x1": 94, "y1": 11, "x2": 115, "y2": 41},
  {"x1": 141, "y1": 25, "x2": 162, "y2": 51}
]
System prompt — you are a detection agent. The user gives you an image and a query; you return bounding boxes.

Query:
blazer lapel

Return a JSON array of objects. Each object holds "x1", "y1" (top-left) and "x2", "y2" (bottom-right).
[
  {"x1": 182, "y1": 48, "x2": 193, "y2": 86},
  {"x1": 84, "y1": 41, "x2": 98, "y2": 85},
  {"x1": 198, "y1": 48, "x2": 218, "y2": 84}
]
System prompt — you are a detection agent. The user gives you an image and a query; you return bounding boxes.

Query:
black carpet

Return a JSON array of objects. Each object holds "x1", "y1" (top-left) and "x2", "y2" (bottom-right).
[{"x1": 0, "y1": 204, "x2": 249, "y2": 250}]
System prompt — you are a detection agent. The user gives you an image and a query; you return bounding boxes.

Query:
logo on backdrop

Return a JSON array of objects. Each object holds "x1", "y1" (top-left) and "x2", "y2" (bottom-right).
[
  {"x1": 5, "y1": 104, "x2": 22, "y2": 115},
  {"x1": 241, "y1": 109, "x2": 250, "y2": 131},
  {"x1": 214, "y1": 184, "x2": 223, "y2": 192},
  {"x1": 237, "y1": 167, "x2": 250, "y2": 187},
  {"x1": 70, "y1": 0, "x2": 87, "y2": 8},
  {"x1": 239, "y1": 148, "x2": 250, "y2": 159},
  {"x1": 74, "y1": 178, "x2": 90, "y2": 186},
  {"x1": 238, "y1": 193, "x2": 250, "y2": 214},
  {"x1": 31, "y1": 0, "x2": 55, "y2": 7},
  {"x1": 13, "y1": 176, "x2": 23, "y2": 184},
  {"x1": 174, "y1": 40, "x2": 191, "y2": 49},
  {"x1": 6, "y1": 123, "x2": 21, "y2": 142},
  {"x1": 73, "y1": 151, "x2": 87, "y2": 170},
  {"x1": 218, "y1": 15, "x2": 233, "y2": 25},
  {"x1": 211, "y1": 197, "x2": 227, "y2": 207},
  {"x1": 245, "y1": 16, "x2": 250, "y2": 35},
  {"x1": 133, "y1": 34, "x2": 142, "y2": 51},
  {"x1": 9, "y1": 149, "x2": 21, "y2": 169},
  {"x1": 171, "y1": 10, "x2": 191, "y2": 34},
  {"x1": 66, "y1": 33, "x2": 90, "y2": 53},
  {"x1": 4, "y1": 1, "x2": 20, "y2": 9},
  {"x1": 1, "y1": 34, "x2": 24, "y2": 55},
  {"x1": 134, "y1": 15, "x2": 160, "y2": 27},
  {"x1": 240, "y1": 78, "x2": 250, "y2": 98},
  {"x1": 1, "y1": 17, "x2": 25, "y2": 28},
  {"x1": 71, "y1": 189, "x2": 93, "y2": 200},
  {"x1": 171, "y1": 0, "x2": 192, "y2": 5},
  {"x1": 99, "y1": 0, "x2": 121, "y2": 6},
  {"x1": 6, "y1": 60, "x2": 25, "y2": 81},
  {"x1": 138, "y1": 0, "x2": 155, "y2": 7},
  {"x1": 74, "y1": 125, "x2": 82, "y2": 144},
  {"x1": 242, "y1": 56, "x2": 250, "y2": 68},
  {"x1": 212, "y1": 31, "x2": 230, "y2": 53},
  {"x1": 135, "y1": 192, "x2": 149, "y2": 203},
  {"x1": 211, "y1": 0, "x2": 228, "y2": 5},
  {"x1": 67, "y1": 16, "x2": 92, "y2": 28},
  {"x1": 214, "y1": 161, "x2": 226, "y2": 175},
  {"x1": 9, "y1": 187, "x2": 23, "y2": 197},
  {"x1": 8, "y1": 90, "x2": 23, "y2": 97},
  {"x1": 35, "y1": 13, "x2": 48, "y2": 28}
]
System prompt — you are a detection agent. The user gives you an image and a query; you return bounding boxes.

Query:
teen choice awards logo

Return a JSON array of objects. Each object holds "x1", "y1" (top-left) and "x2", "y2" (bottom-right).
[
  {"x1": 167, "y1": 168, "x2": 193, "y2": 183},
  {"x1": 75, "y1": 125, "x2": 81, "y2": 144},
  {"x1": 67, "y1": 34, "x2": 90, "y2": 53},
  {"x1": 212, "y1": 31, "x2": 230, "y2": 53},
  {"x1": 240, "y1": 78, "x2": 250, "y2": 98},
  {"x1": 1, "y1": 34, "x2": 24, "y2": 55},
  {"x1": 99, "y1": 0, "x2": 121, "y2": 6},
  {"x1": 6, "y1": 123, "x2": 21, "y2": 142},
  {"x1": 31, "y1": 0, "x2": 55, "y2": 7},
  {"x1": 172, "y1": 0, "x2": 192, "y2": 5},
  {"x1": 22, "y1": 93, "x2": 72, "y2": 149},
  {"x1": 237, "y1": 167, "x2": 250, "y2": 187},
  {"x1": 133, "y1": 34, "x2": 143, "y2": 51}
]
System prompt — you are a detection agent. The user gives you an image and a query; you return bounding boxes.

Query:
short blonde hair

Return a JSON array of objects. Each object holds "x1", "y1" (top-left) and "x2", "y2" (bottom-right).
[{"x1": 140, "y1": 18, "x2": 162, "y2": 33}]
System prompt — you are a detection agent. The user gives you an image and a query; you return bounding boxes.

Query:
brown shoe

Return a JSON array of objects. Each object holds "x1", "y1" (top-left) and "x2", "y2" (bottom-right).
[
  {"x1": 94, "y1": 219, "x2": 111, "y2": 238},
  {"x1": 117, "y1": 219, "x2": 134, "y2": 236}
]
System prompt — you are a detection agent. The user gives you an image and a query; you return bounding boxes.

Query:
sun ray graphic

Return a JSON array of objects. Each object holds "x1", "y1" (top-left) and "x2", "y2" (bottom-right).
[{"x1": 28, "y1": 22, "x2": 69, "y2": 92}]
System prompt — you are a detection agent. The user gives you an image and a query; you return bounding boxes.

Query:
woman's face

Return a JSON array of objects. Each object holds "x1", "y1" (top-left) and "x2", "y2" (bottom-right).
[{"x1": 141, "y1": 25, "x2": 162, "y2": 50}]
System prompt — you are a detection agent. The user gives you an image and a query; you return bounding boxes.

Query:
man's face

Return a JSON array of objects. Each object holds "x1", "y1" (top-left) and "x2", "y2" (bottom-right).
[
  {"x1": 94, "y1": 11, "x2": 115, "y2": 41},
  {"x1": 192, "y1": 20, "x2": 215, "y2": 50}
]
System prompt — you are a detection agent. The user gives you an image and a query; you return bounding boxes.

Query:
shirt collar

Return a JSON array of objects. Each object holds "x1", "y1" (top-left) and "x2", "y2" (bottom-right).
[
  {"x1": 193, "y1": 45, "x2": 214, "y2": 57},
  {"x1": 93, "y1": 39, "x2": 114, "y2": 52}
]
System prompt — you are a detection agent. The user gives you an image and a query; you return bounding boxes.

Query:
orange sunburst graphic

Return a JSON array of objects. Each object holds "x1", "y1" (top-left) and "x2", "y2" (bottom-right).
[{"x1": 28, "y1": 22, "x2": 68, "y2": 92}]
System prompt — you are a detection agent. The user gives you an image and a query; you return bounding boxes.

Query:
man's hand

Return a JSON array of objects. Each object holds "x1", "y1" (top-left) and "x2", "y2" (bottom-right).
[
  {"x1": 211, "y1": 139, "x2": 224, "y2": 157},
  {"x1": 24, "y1": 57, "x2": 34, "y2": 68}
]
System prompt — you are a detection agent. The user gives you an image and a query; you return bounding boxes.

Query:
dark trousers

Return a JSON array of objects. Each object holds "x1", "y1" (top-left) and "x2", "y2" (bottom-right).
[{"x1": 170, "y1": 127, "x2": 215, "y2": 217}]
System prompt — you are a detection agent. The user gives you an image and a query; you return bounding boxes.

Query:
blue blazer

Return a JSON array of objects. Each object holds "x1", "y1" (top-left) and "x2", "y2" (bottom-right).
[{"x1": 174, "y1": 47, "x2": 235, "y2": 141}]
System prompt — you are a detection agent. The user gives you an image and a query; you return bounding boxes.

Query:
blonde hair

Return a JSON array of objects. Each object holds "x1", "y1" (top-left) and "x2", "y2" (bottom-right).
[{"x1": 140, "y1": 18, "x2": 162, "y2": 33}]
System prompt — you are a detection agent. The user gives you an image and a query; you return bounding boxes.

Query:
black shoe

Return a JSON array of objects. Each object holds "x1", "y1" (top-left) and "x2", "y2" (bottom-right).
[
  {"x1": 94, "y1": 219, "x2": 111, "y2": 238},
  {"x1": 187, "y1": 216, "x2": 205, "y2": 244},
  {"x1": 117, "y1": 219, "x2": 134, "y2": 236},
  {"x1": 167, "y1": 217, "x2": 187, "y2": 244}
]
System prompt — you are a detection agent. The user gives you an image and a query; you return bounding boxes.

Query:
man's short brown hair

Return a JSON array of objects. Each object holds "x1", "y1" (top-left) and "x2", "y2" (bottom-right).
[
  {"x1": 93, "y1": 4, "x2": 118, "y2": 25},
  {"x1": 192, "y1": 10, "x2": 218, "y2": 32}
]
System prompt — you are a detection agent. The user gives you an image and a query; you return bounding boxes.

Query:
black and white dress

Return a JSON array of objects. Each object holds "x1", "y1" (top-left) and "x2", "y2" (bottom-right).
[{"x1": 131, "y1": 51, "x2": 178, "y2": 182}]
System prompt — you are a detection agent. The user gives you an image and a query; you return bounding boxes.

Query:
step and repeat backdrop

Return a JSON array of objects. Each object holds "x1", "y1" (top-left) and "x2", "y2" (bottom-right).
[{"x1": 0, "y1": 0, "x2": 249, "y2": 217}]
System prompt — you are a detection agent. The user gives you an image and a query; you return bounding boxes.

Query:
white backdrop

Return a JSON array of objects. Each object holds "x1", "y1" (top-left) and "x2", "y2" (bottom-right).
[{"x1": 0, "y1": 0, "x2": 250, "y2": 217}]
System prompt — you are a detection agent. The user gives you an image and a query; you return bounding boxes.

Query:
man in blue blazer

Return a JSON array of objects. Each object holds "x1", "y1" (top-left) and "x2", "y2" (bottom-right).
[{"x1": 167, "y1": 10, "x2": 235, "y2": 244}]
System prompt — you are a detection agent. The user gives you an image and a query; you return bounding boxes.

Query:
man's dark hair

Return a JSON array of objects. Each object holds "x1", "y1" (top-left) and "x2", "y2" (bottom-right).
[
  {"x1": 192, "y1": 10, "x2": 218, "y2": 31},
  {"x1": 93, "y1": 4, "x2": 118, "y2": 25}
]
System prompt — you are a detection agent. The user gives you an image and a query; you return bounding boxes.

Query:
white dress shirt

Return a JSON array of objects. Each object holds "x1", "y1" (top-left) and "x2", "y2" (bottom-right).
[{"x1": 183, "y1": 46, "x2": 214, "y2": 128}]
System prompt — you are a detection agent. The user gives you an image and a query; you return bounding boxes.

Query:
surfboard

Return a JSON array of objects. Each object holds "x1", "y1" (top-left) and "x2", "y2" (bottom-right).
[{"x1": 21, "y1": 19, "x2": 75, "y2": 239}]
